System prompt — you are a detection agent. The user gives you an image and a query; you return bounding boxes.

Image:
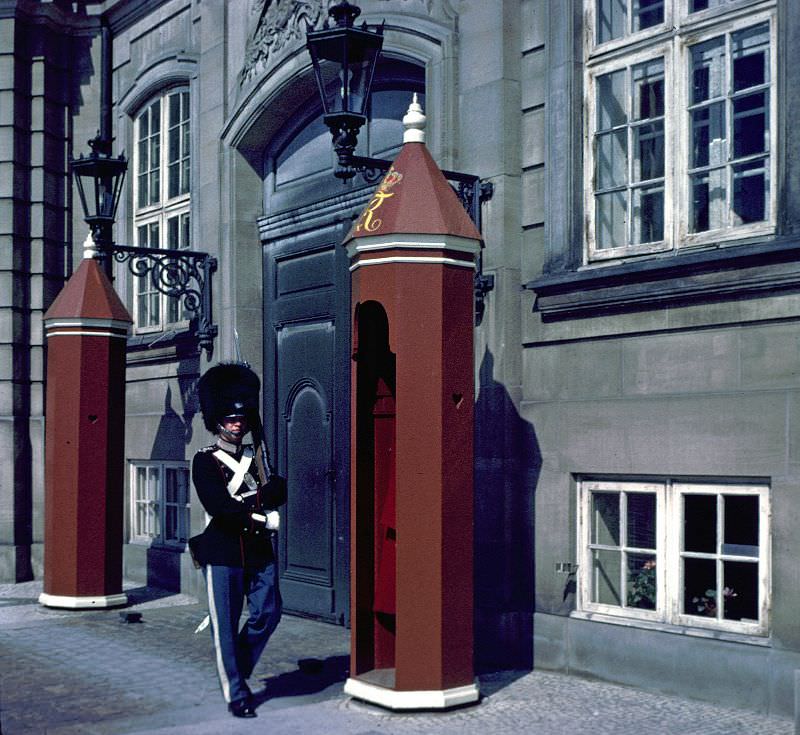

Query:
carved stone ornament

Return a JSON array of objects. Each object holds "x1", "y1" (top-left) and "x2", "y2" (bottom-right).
[
  {"x1": 240, "y1": 0, "x2": 326, "y2": 86},
  {"x1": 376, "y1": 0, "x2": 435, "y2": 14}
]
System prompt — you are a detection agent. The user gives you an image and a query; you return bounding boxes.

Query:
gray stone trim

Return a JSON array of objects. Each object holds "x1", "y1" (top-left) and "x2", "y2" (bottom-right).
[
  {"x1": 258, "y1": 187, "x2": 374, "y2": 242},
  {"x1": 543, "y1": 0, "x2": 583, "y2": 274},
  {"x1": 117, "y1": 51, "x2": 198, "y2": 116},
  {"x1": 525, "y1": 238, "x2": 800, "y2": 319},
  {"x1": 105, "y1": 0, "x2": 175, "y2": 35}
]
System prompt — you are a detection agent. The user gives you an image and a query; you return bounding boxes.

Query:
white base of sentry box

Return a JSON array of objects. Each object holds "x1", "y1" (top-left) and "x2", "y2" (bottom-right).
[
  {"x1": 39, "y1": 591, "x2": 128, "y2": 609},
  {"x1": 344, "y1": 676, "x2": 479, "y2": 710}
]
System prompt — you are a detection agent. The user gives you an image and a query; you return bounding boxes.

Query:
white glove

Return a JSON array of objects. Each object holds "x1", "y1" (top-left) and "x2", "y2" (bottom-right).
[{"x1": 251, "y1": 511, "x2": 280, "y2": 531}]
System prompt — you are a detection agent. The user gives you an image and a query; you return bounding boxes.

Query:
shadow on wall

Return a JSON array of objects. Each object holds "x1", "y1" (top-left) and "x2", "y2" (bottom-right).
[
  {"x1": 149, "y1": 356, "x2": 200, "y2": 462},
  {"x1": 474, "y1": 349, "x2": 541, "y2": 673},
  {"x1": 146, "y1": 354, "x2": 200, "y2": 591}
]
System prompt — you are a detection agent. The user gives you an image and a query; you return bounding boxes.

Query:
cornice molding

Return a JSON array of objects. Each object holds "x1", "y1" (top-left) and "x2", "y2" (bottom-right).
[{"x1": 525, "y1": 239, "x2": 800, "y2": 320}]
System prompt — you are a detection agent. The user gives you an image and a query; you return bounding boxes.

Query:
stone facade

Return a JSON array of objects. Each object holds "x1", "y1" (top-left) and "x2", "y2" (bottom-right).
[{"x1": 1, "y1": 0, "x2": 798, "y2": 718}]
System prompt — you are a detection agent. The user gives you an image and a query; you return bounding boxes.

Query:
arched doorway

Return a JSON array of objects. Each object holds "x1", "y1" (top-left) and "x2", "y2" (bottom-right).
[{"x1": 261, "y1": 59, "x2": 424, "y2": 624}]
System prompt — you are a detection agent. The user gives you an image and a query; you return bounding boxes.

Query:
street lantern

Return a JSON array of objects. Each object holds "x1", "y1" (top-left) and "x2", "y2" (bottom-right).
[
  {"x1": 69, "y1": 130, "x2": 218, "y2": 352},
  {"x1": 306, "y1": 0, "x2": 383, "y2": 179},
  {"x1": 70, "y1": 134, "x2": 127, "y2": 247},
  {"x1": 305, "y1": 0, "x2": 495, "y2": 321}
]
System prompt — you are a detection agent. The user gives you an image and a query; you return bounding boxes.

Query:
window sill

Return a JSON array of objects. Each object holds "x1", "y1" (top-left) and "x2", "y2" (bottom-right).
[
  {"x1": 129, "y1": 538, "x2": 188, "y2": 552},
  {"x1": 569, "y1": 610, "x2": 770, "y2": 647},
  {"x1": 525, "y1": 237, "x2": 800, "y2": 320},
  {"x1": 127, "y1": 328, "x2": 201, "y2": 364}
]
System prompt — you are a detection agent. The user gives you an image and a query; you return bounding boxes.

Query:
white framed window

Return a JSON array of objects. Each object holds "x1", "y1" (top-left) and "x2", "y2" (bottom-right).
[
  {"x1": 584, "y1": 0, "x2": 776, "y2": 261},
  {"x1": 577, "y1": 479, "x2": 770, "y2": 636},
  {"x1": 132, "y1": 88, "x2": 192, "y2": 331},
  {"x1": 130, "y1": 461, "x2": 191, "y2": 547}
]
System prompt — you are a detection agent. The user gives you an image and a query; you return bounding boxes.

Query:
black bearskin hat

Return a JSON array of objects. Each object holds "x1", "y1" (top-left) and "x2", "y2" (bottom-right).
[{"x1": 198, "y1": 362, "x2": 261, "y2": 434}]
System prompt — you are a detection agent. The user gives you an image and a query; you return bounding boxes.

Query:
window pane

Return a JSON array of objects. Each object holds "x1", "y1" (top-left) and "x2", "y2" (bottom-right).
[
  {"x1": 167, "y1": 215, "x2": 179, "y2": 249},
  {"x1": 633, "y1": 60, "x2": 664, "y2": 121},
  {"x1": 137, "y1": 136, "x2": 149, "y2": 209},
  {"x1": 593, "y1": 549, "x2": 622, "y2": 605},
  {"x1": 633, "y1": 122, "x2": 663, "y2": 181},
  {"x1": 633, "y1": 0, "x2": 663, "y2": 33},
  {"x1": 137, "y1": 501, "x2": 147, "y2": 537},
  {"x1": 164, "y1": 469, "x2": 178, "y2": 541},
  {"x1": 151, "y1": 99, "x2": 161, "y2": 133},
  {"x1": 723, "y1": 495, "x2": 759, "y2": 553},
  {"x1": 181, "y1": 213, "x2": 190, "y2": 250},
  {"x1": 627, "y1": 493, "x2": 656, "y2": 548},
  {"x1": 632, "y1": 185, "x2": 664, "y2": 244},
  {"x1": 150, "y1": 468, "x2": 161, "y2": 538},
  {"x1": 275, "y1": 115, "x2": 331, "y2": 187},
  {"x1": 150, "y1": 135, "x2": 160, "y2": 205},
  {"x1": 138, "y1": 109, "x2": 149, "y2": 139},
  {"x1": 597, "y1": 0, "x2": 626, "y2": 44},
  {"x1": 596, "y1": 131, "x2": 628, "y2": 190},
  {"x1": 168, "y1": 163, "x2": 179, "y2": 199},
  {"x1": 733, "y1": 92, "x2": 768, "y2": 158},
  {"x1": 690, "y1": 0, "x2": 734, "y2": 11},
  {"x1": 597, "y1": 70, "x2": 627, "y2": 129},
  {"x1": 177, "y1": 469, "x2": 189, "y2": 542},
  {"x1": 732, "y1": 24, "x2": 769, "y2": 92},
  {"x1": 684, "y1": 556, "x2": 717, "y2": 616},
  {"x1": 168, "y1": 129, "x2": 180, "y2": 164},
  {"x1": 596, "y1": 190, "x2": 627, "y2": 249},
  {"x1": 691, "y1": 103, "x2": 726, "y2": 168},
  {"x1": 182, "y1": 155, "x2": 190, "y2": 195},
  {"x1": 592, "y1": 492, "x2": 620, "y2": 546},
  {"x1": 169, "y1": 93, "x2": 180, "y2": 130},
  {"x1": 691, "y1": 37, "x2": 725, "y2": 105},
  {"x1": 732, "y1": 160, "x2": 767, "y2": 224},
  {"x1": 690, "y1": 168, "x2": 726, "y2": 232},
  {"x1": 137, "y1": 136, "x2": 148, "y2": 175},
  {"x1": 627, "y1": 553, "x2": 657, "y2": 609},
  {"x1": 150, "y1": 160, "x2": 160, "y2": 205},
  {"x1": 684, "y1": 494, "x2": 716, "y2": 553},
  {"x1": 723, "y1": 561, "x2": 758, "y2": 621}
]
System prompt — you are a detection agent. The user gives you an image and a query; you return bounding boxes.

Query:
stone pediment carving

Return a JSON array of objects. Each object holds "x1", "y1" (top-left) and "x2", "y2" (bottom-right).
[
  {"x1": 239, "y1": 0, "x2": 447, "y2": 86},
  {"x1": 239, "y1": 0, "x2": 326, "y2": 86}
]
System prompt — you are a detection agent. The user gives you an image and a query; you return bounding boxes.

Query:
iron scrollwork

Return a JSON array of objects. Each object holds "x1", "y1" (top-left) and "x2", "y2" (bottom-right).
[{"x1": 106, "y1": 244, "x2": 218, "y2": 355}]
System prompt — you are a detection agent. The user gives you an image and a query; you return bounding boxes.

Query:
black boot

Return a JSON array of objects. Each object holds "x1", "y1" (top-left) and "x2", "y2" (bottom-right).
[{"x1": 229, "y1": 698, "x2": 257, "y2": 718}]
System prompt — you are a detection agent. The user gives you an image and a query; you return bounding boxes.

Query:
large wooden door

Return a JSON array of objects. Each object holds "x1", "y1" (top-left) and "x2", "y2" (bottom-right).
[{"x1": 263, "y1": 221, "x2": 352, "y2": 624}]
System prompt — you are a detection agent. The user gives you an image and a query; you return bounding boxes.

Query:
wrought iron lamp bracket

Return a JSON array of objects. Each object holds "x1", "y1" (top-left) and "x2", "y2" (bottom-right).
[{"x1": 101, "y1": 244, "x2": 218, "y2": 355}]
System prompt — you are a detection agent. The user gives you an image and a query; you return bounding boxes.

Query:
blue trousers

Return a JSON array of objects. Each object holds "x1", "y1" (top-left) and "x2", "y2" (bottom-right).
[{"x1": 205, "y1": 562, "x2": 282, "y2": 704}]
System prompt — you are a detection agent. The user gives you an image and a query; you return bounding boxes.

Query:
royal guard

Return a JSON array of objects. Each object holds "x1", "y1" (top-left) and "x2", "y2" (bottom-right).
[{"x1": 190, "y1": 362, "x2": 287, "y2": 718}]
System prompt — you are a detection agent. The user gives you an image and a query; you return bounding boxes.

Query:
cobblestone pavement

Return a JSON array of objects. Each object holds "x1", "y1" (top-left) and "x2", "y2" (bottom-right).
[{"x1": 0, "y1": 581, "x2": 793, "y2": 735}]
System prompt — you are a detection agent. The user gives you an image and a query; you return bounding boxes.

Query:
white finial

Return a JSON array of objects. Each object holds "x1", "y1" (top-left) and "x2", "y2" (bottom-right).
[
  {"x1": 402, "y1": 93, "x2": 426, "y2": 144},
  {"x1": 82, "y1": 230, "x2": 99, "y2": 260}
]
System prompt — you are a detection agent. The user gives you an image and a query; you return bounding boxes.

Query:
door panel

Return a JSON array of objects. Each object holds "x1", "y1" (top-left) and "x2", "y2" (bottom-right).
[
  {"x1": 279, "y1": 323, "x2": 334, "y2": 615},
  {"x1": 263, "y1": 225, "x2": 350, "y2": 623}
]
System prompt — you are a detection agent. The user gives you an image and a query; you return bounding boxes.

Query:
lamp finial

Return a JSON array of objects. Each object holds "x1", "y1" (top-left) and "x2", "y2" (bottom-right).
[
  {"x1": 402, "y1": 93, "x2": 426, "y2": 144},
  {"x1": 83, "y1": 229, "x2": 99, "y2": 260}
]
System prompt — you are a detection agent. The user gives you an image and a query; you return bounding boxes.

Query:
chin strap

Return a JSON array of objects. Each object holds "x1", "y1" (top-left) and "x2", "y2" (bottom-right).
[{"x1": 216, "y1": 423, "x2": 244, "y2": 444}]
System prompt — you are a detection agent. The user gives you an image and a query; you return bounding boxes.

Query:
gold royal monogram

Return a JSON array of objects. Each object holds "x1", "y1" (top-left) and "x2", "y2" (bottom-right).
[{"x1": 354, "y1": 166, "x2": 403, "y2": 234}]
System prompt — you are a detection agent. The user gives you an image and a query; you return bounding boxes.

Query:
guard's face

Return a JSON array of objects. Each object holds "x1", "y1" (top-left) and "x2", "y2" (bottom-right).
[{"x1": 220, "y1": 416, "x2": 248, "y2": 444}]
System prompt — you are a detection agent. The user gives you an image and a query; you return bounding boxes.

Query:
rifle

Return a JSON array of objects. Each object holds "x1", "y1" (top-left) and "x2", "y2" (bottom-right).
[{"x1": 234, "y1": 328, "x2": 274, "y2": 485}]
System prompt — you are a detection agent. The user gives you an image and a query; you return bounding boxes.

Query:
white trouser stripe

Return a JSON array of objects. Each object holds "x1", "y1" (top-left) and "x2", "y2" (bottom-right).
[{"x1": 206, "y1": 566, "x2": 231, "y2": 703}]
